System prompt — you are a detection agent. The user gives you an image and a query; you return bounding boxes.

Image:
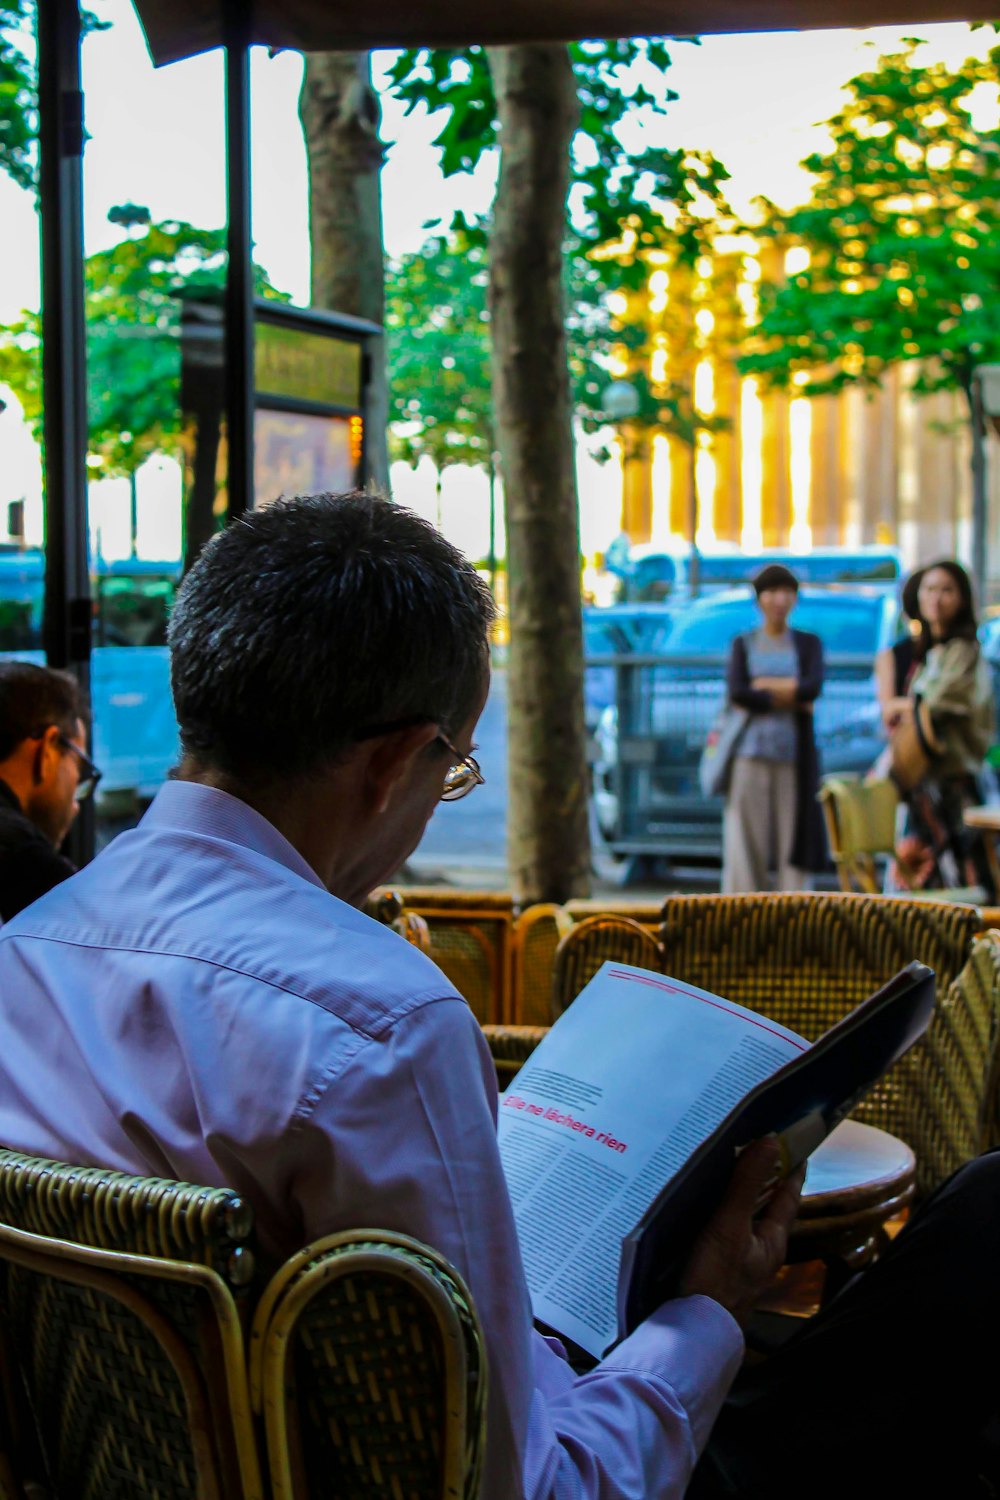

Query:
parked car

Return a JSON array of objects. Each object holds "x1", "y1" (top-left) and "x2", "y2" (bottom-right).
[
  {"x1": 583, "y1": 603, "x2": 678, "y2": 733},
  {"x1": 591, "y1": 587, "x2": 901, "y2": 868}
]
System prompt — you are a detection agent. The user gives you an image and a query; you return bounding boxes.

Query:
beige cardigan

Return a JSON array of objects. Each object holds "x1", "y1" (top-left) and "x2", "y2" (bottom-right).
[{"x1": 911, "y1": 637, "x2": 996, "y2": 779}]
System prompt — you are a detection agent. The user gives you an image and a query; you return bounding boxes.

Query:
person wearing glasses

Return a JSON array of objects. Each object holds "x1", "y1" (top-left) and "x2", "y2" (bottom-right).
[
  {"x1": 0, "y1": 495, "x2": 998, "y2": 1500},
  {"x1": 0, "y1": 661, "x2": 100, "y2": 923}
]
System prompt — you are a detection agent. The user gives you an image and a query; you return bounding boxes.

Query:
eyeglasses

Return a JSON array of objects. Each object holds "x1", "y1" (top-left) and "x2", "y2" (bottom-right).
[
  {"x1": 436, "y1": 733, "x2": 485, "y2": 802},
  {"x1": 354, "y1": 717, "x2": 485, "y2": 802},
  {"x1": 57, "y1": 735, "x2": 103, "y2": 802}
]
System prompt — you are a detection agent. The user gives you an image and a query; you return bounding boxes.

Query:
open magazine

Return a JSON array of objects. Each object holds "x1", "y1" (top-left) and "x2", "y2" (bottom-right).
[{"x1": 497, "y1": 960, "x2": 935, "y2": 1359}]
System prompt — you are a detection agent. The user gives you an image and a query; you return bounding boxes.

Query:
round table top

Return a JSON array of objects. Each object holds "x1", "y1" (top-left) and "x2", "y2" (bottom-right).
[
  {"x1": 963, "y1": 804, "x2": 1000, "y2": 831},
  {"x1": 798, "y1": 1119, "x2": 915, "y2": 1218}
]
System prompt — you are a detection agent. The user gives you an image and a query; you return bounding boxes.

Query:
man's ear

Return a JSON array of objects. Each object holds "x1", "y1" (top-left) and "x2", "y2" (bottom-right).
[
  {"x1": 363, "y1": 722, "x2": 441, "y2": 815},
  {"x1": 32, "y1": 725, "x2": 62, "y2": 788}
]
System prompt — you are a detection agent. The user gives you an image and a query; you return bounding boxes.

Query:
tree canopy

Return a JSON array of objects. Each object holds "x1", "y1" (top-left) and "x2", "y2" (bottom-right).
[
  {"x1": 0, "y1": 207, "x2": 287, "y2": 477},
  {"x1": 385, "y1": 217, "x2": 494, "y2": 476},
  {"x1": 1, "y1": 1, "x2": 35, "y2": 189},
  {"x1": 739, "y1": 41, "x2": 1000, "y2": 406}
]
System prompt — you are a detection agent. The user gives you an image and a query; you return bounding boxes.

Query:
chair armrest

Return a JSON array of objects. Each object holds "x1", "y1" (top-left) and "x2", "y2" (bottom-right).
[{"x1": 480, "y1": 1024, "x2": 549, "y2": 1087}]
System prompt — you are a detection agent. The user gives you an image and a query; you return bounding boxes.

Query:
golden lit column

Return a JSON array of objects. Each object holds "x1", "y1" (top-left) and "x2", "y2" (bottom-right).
[
  {"x1": 711, "y1": 360, "x2": 741, "y2": 543},
  {"x1": 809, "y1": 394, "x2": 844, "y2": 547},
  {"x1": 620, "y1": 424, "x2": 653, "y2": 543},
  {"x1": 757, "y1": 243, "x2": 792, "y2": 546},
  {"x1": 760, "y1": 391, "x2": 791, "y2": 546},
  {"x1": 860, "y1": 371, "x2": 898, "y2": 544}
]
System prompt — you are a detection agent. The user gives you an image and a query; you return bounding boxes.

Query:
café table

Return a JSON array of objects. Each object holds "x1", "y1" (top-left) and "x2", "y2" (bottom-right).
[
  {"x1": 962, "y1": 804, "x2": 1000, "y2": 899},
  {"x1": 787, "y1": 1117, "x2": 915, "y2": 1298}
]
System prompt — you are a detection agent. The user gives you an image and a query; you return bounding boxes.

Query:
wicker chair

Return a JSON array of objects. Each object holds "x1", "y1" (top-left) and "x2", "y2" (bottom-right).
[
  {"x1": 249, "y1": 1230, "x2": 486, "y2": 1500},
  {"x1": 370, "y1": 888, "x2": 515, "y2": 1025},
  {"x1": 658, "y1": 892, "x2": 992, "y2": 1196},
  {"x1": 0, "y1": 1152, "x2": 486, "y2": 1500},
  {"x1": 0, "y1": 1150, "x2": 261, "y2": 1500},
  {"x1": 551, "y1": 915, "x2": 663, "y2": 1019},
  {"x1": 819, "y1": 776, "x2": 984, "y2": 902}
]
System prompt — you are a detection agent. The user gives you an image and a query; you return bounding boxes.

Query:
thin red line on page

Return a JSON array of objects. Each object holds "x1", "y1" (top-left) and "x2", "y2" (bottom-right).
[{"x1": 606, "y1": 969, "x2": 809, "y2": 1051}]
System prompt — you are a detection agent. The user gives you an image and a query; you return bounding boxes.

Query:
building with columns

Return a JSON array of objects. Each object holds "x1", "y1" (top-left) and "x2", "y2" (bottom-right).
[{"x1": 613, "y1": 239, "x2": 1000, "y2": 594}]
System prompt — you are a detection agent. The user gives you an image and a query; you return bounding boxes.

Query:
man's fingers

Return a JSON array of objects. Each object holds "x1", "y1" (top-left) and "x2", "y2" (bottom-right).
[
  {"x1": 720, "y1": 1137, "x2": 783, "y2": 1224},
  {"x1": 757, "y1": 1164, "x2": 805, "y2": 1239}
]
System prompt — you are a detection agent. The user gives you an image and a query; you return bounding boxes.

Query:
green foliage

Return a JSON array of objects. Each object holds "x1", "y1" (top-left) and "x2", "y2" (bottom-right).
[
  {"x1": 0, "y1": 209, "x2": 287, "y2": 476},
  {"x1": 0, "y1": 1, "x2": 108, "y2": 190},
  {"x1": 386, "y1": 39, "x2": 710, "y2": 267},
  {"x1": 385, "y1": 217, "x2": 494, "y2": 473},
  {"x1": 0, "y1": 1, "x2": 34, "y2": 189},
  {"x1": 740, "y1": 42, "x2": 1000, "y2": 405},
  {"x1": 386, "y1": 44, "x2": 738, "y2": 460}
]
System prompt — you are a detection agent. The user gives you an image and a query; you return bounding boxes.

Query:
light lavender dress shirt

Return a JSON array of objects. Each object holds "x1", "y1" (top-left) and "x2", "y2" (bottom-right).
[{"x1": 0, "y1": 781, "x2": 742, "y2": 1500}]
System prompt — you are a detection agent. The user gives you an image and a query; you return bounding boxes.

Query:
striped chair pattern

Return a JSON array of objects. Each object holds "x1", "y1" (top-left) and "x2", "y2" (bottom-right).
[{"x1": 0, "y1": 1151, "x2": 486, "y2": 1500}]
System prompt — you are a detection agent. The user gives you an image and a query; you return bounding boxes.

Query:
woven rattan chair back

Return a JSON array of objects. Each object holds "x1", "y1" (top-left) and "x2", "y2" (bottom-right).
[
  {"x1": 0, "y1": 1151, "x2": 262, "y2": 1500},
  {"x1": 912, "y1": 930, "x2": 1000, "y2": 1193},
  {"x1": 512, "y1": 904, "x2": 574, "y2": 1025},
  {"x1": 552, "y1": 915, "x2": 664, "y2": 1019},
  {"x1": 425, "y1": 924, "x2": 499, "y2": 1025},
  {"x1": 249, "y1": 1230, "x2": 487, "y2": 1500},
  {"x1": 387, "y1": 889, "x2": 516, "y2": 1025},
  {"x1": 659, "y1": 893, "x2": 985, "y2": 1194}
]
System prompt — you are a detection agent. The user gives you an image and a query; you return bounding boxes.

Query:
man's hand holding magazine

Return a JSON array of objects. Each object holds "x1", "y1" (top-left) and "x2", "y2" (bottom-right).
[{"x1": 678, "y1": 1137, "x2": 806, "y2": 1327}]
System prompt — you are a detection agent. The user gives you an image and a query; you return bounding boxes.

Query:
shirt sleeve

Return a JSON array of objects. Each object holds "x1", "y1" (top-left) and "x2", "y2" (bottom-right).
[{"x1": 288, "y1": 994, "x2": 743, "y2": 1500}]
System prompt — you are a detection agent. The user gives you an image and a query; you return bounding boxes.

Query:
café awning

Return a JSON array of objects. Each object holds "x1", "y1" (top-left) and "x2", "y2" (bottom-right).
[{"x1": 132, "y1": 0, "x2": 1000, "y2": 66}]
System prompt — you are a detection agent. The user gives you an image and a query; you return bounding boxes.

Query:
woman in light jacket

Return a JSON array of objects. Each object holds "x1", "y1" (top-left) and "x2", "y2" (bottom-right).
[
  {"x1": 722, "y1": 564, "x2": 826, "y2": 893},
  {"x1": 882, "y1": 559, "x2": 995, "y2": 896}
]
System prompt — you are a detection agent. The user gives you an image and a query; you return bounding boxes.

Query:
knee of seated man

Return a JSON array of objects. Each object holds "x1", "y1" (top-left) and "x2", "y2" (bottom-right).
[{"x1": 911, "y1": 1150, "x2": 1000, "y2": 1251}]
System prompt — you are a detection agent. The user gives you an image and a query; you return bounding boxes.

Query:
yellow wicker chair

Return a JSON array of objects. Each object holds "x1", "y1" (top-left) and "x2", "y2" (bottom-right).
[
  {"x1": 0, "y1": 1152, "x2": 487, "y2": 1500},
  {"x1": 510, "y1": 904, "x2": 573, "y2": 1026},
  {"x1": 551, "y1": 915, "x2": 664, "y2": 1018},
  {"x1": 249, "y1": 1230, "x2": 486, "y2": 1500},
  {"x1": 0, "y1": 1150, "x2": 262, "y2": 1500},
  {"x1": 372, "y1": 888, "x2": 515, "y2": 1025},
  {"x1": 819, "y1": 776, "x2": 984, "y2": 902},
  {"x1": 658, "y1": 892, "x2": 992, "y2": 1196}
]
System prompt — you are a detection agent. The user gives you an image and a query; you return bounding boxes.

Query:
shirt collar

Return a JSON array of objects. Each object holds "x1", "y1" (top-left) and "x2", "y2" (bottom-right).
[{"x1": 141, "y1": 780, "x2": 327, "y2": 892}]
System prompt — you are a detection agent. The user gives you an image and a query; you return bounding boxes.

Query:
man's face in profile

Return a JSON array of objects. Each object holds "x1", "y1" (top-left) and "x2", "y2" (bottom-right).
[{"x1": 26, "y1": 718, "x2": 87, "y2": 848}]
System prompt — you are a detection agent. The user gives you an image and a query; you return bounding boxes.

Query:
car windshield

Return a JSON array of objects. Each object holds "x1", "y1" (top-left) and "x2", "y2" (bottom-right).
[{"x1": 666, "y1": 596, "x2": 885, "y2": 655}]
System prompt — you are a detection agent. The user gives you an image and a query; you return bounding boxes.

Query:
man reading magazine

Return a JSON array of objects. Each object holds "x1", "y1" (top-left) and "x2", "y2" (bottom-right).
[{"x1": 0, "y1": 493, "x2": 997, "y2": 1499}]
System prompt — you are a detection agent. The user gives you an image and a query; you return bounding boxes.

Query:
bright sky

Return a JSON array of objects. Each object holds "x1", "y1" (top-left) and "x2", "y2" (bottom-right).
[{"x1": 0, "y1": 5, "x2": 992, "y2": 560}]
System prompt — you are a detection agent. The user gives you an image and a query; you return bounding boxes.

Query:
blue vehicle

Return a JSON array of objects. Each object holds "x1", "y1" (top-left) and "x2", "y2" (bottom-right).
[
  {"x1": 591, "y1": 587, "x2": 901, "y2": 867},
  {"x1": 610, "y1": 544, "x2": 902, "y2": 603},
  {"x1": 0, "y1": 548, "x2": 181, "y2": 806}
]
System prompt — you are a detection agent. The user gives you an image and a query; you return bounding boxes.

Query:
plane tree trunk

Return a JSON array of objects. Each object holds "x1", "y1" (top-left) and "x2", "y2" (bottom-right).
[
  {"x1": 299, "y1": 51, "x2": 390, "y2": 492},
  {"x1": 487, "y1": 44, "x2": 590, "y2": 904}
]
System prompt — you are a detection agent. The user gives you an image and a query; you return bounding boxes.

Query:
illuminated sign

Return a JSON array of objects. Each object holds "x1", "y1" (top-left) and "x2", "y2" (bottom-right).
[{"x1": 255, "y1": 321, "x2": 363, "y2": 410}]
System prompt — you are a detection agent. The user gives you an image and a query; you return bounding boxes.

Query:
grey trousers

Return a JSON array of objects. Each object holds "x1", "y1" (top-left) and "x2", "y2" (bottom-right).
[{"x1": 722, "y1": 756, "x2": 805, "y2": 894}]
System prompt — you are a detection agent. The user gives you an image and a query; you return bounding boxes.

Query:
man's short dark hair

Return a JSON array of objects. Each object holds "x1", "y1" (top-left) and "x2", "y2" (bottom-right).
[
  {"x1": 169, "y1": 492, "x2": 496, "y2": 781},
  {"x1": 0, "y1": 663, "x2": 84, "y2": 761}
]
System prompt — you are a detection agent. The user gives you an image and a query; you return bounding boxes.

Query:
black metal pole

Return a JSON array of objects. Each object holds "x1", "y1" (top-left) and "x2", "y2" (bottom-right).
[
  {"x1": 224, "y1": 9, "x2": 254, "y2": 522},
  {"x1": 37, "y1": 0, "x2": 94, "y2": 861},
  {"x1": 970, "y1": 372, "x2": 988, "y2": 607}
]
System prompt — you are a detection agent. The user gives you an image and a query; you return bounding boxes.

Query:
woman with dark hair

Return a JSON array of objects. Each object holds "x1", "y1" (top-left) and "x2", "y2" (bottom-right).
[
  {"x1": 722, "y1": 564, "x2": 827, "y2": 892},
  {"x1": 882, "y1": 559, "x2": 995, "y2": 895}
]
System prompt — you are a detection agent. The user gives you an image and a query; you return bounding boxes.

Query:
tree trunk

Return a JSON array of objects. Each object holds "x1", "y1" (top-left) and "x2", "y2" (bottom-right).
[
  {"x1": 487, "y1": 44, "x2": 590, "y2": 904},
  {"x1": 299, "y1": 52, "x2": 390, "y2": 493}
]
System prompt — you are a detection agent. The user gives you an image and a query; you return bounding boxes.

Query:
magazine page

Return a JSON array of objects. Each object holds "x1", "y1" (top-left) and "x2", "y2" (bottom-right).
[
  {"x1": 497, "y1": 962, "x2": 808, "y2": 1359},
  {"x1": 619, "y1": 961, "x2": 935, "y2": 1337}
]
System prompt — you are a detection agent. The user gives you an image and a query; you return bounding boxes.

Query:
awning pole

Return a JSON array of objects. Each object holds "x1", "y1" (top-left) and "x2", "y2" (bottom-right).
[
  {"x1": 224, "y1": 2, "x2": 254, "y2": 522},
  {"x1": 37, "y1": 0, "x2": 94, "y2": 860}
]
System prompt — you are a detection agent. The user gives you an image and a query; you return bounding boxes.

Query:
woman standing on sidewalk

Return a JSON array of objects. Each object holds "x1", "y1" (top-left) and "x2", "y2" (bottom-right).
[
  {"x1": 881, "y1": 559, "x2": 995, "y2": 897},
  {"x1": 722, "y1": 564, "x2": 826, "y2": 892}
]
